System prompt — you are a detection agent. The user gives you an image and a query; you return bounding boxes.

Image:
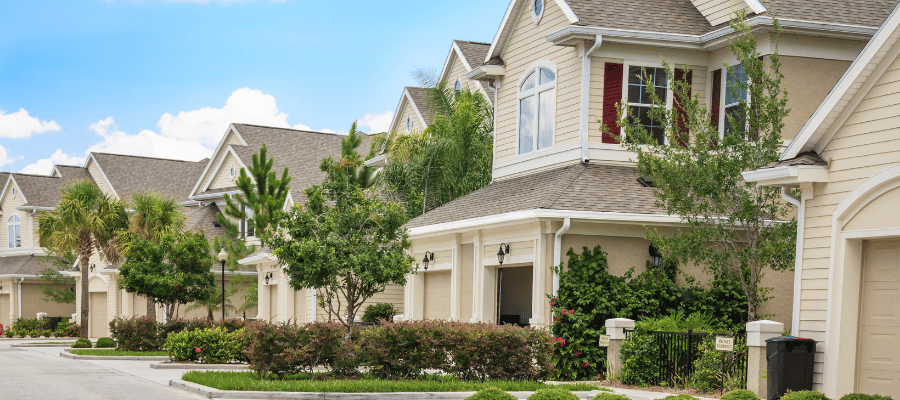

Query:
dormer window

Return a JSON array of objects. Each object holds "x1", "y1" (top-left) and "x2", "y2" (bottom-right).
[
  {"x1": 406, "y1": 117, "x2": 412, "y2": 133},
  {"x1": 518, "y1": 63, "x2": 556, "y2": 155},
  {"x1": 8, "y1": 215, "x2": 21, "y2": 248},
  {"x1": 532, "y1": 0, "x2": 544, "y2": 23}
]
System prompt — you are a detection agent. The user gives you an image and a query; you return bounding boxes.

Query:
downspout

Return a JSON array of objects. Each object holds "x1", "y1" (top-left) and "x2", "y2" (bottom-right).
[
  {"x1": 490, "y1": 80, "x2": 501, "y2": 184},
  {"x1": 17, "y1": 277, "x2": 25, "y2": 319},
  {"x1": 553, "y1": 218, "x2": 571, "y2": 296},
  {"x1": 29, "y1": 209, "x2": 36, "y2": 255},
  {"x1": 782, "y1": 185, "x2": 803, "y2": 336},
  {"x1": 781, "y1": 187, "x2": 800, "y2": 207},
  {"x1": 579, "y1": 35, "x2": 603, "y2": 163}
]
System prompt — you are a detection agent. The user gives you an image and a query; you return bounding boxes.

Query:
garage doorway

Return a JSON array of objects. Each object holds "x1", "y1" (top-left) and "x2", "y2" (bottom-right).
[
  {"x1": 497, "y1": 266, "x2": 532, "y2": 326},
  {"x1": 857, "y1": 239, "x2": 900, "y2": 398},
  {"x1": 90, "y1": 293, "x2": 107, "y2": 338},
  {"x1": 424, "y1": 271, "x2": 451, "y2": 320}
]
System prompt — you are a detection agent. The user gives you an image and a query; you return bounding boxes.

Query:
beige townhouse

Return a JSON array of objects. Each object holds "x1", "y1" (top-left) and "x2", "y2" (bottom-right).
[
  {"x1": 402, "y1": 0, "x2": 895, "y2": 332},
  {"x1": 744, "y1": 3, "x2": 900, "y2": 396}
]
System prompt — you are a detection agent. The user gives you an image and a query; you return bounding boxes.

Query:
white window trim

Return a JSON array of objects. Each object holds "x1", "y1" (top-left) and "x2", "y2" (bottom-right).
[
  {"x1": 8, "y1": 215, "x2": 21, "y2": 249},
  {"x1": 454, "y1": 78, "x2": 462, "y2": 94},
  {"x1": 515, "y1": 60, "x2": 558, "y2": 157},
  {"x1": 620, "y1": 62, "x2": 674, "y2": 145},
  {"x1": 229, "y1": 166, "x2": 236, "y2": 180},
  {"x1": 532, "y1": 0, "x2": 545, "y2": 24},
  {"x1": 719, "y1": 64, "x2": 751, "y2": 138}
]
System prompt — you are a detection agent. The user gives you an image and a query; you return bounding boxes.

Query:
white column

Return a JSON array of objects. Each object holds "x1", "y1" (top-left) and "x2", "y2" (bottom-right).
[
  {"x1": 747, "y1": 320, "x2": 785, "y2": 399},
  {"x1": 450, "y1": 234, "x2": 462, "y2": 321},
  {"x1": 409, "y1": 271, "x2": 425, "y2": 320},
  {"x1": 470, "y1": 230, "x2": 485, "y2": 322},
  {"x1": 530, "y1": 234, "x2": 548, "y2": 327}
]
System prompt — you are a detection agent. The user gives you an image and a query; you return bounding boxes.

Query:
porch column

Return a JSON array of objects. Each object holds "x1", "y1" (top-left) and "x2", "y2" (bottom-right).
[
  {"x1": 747, "y1": 320, "x2": 785, "y2": 399},
  {"x1": 408, "y1": 271, "x2": 425, "y2": 320},
  {"x1": 530, "y1": 234, "x2": 548, "y2": 327},
  {"x1": 258, "y1": 267, "x2": 269, "y2": 322},
  {"x1": 107, "y1": 274, "x2": 118, "y2": 320},
  {"x1": 450, "y1": 234, "x2": 462, "y2": 321},
  {"x1": 605, "y1": 318, "x2": 635, "y2": 376},
  {"x1": 471, "y1": 230, "x2": 495, "y2": 323}
]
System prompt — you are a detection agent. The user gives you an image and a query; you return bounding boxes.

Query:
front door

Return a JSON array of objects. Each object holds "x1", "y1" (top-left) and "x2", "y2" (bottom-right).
[
  {"x1": 89, "y1": 292, "x2": 107, "y2": 338},
  {"x1": 857, "y1": 239, "x2": 900, "y2": 397}
]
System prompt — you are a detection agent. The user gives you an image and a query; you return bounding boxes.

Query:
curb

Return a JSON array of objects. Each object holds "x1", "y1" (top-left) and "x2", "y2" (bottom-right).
[
  {"x1": 11, "y1": 343, "x2": 74, "y2": 348},
  {"x1": 151, "y1": 362, "x2": 249, "y2": 370},
  {"x1": 170, "y1": 380, "x2": 604, "y2": 399},
  {"x1": 60, "y1": 351, "x2": 170, "y2": 361}
]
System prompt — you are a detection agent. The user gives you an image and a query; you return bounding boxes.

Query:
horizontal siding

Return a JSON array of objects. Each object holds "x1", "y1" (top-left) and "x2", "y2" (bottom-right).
[
  {"x1": 392, "y1": 98, "x2": 427, "y2": 134},
  {"x1": 87, "y1": 160, "x2": 116, "y2": 198},
  {"x1": 208, "y1": 152, "x2": 240, "y2": 190},
  {"x1": 690, "y1": 0, "x2": 749, "y2": 26}
]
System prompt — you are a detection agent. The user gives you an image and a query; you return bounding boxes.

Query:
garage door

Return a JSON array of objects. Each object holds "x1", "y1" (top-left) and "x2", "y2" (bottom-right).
[
  {"x1": 269, "y1": 286, "x2": 278, "y2": 321},
  {"x1": 424, "y1": 272, "x2": 451, "y2": 320},
  {"x1": 0, "y1": 294, "x2": 9, "y2": 327},
  {"x1": 90, "y1": 293, "x2": 107, "y2": 338},
  {"x1": 858, "y1": 240, "x2": 900, "y2": 398}
]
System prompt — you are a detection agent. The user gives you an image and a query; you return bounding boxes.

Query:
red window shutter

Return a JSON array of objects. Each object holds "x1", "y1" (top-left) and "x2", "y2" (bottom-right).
[
  {"x1": 710, "y1": 69, "x2": 722, "y2": 133},
  {"x1": 602, "y1": 63, "x2": 624, "y2": 144},
  {"x1": 673, "y1": 68, "x2": 693, "y2": 146}
]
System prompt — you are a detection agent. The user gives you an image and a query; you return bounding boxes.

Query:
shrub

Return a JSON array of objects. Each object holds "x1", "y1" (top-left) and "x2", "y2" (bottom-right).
[
  {"x1": 12, "y1": 318, "x2": 50, "y2": 333},
  {"x1": 362, "y1": 303, "x2": 395, "y2": 323},
  {"x1": 593, "y1": 393, "x2": 629, "y2": 400},
  {"x1": 95, "y1": 337, "x2": 116, "y2": 348},
  {"x1": 691, "y1": 336, "x2": 748, "y2": 392},
  {"x1": 110, "y1": 316, "x2": 162, "y2": 351},
  {"x1": 72, "y1": 338, "x2": 92, "y2": 348},
  {"x1": 840, "y1": 395, "x2": 892, "y2": 400},
  {"x1": 661, "y1": 395, "x2": 701, "y2": 400},
  {"x1": 42, "y1": 329, "x2": 53, "y2": 337},
  {"x1": 243, "y1": 321, "x2": 345, "y2": 378},
  {"x1": 722, "y1": 389, "x2": 761, "y2": 400},
  {"x1": 528, "y1": 388, "x2": 579, "y2": 400},
  {"x1": 166, "y1": 327, "x2": 246, "y2": 364},
  {"x1": 618, "y1": 333, "x2": 662, "y2": 385},
  {"x1": 782, "y1": 391, "x2": 830, "y2": 400},
  {"x1": 466, "y1": 388, "x2": 517, "y2": 400}
]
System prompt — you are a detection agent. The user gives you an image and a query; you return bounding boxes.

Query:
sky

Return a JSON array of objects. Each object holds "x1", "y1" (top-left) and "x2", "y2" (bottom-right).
[{"x1": 0, "y1": 0, "x2": 508, "y2": 175}]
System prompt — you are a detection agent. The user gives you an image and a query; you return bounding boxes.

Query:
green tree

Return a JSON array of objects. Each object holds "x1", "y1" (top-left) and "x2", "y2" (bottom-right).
[
  {"x1": 268, "y1": 144, "x2": 415, "y2": 339},
  {"x1": 215, "y1": 144, "x2": 291, "y2": 313},
  {"x1": 118, "y1": 232, "x2": 216, "y2": 321},
  {"x1": 342, "y1": 121, "x2": 377, "y2": 188},
  {"x1": 617, "y1": 12, "x2": 796, "y2": 320},
  {"x1": 38, "y1": 249, "x2": 77, "y2": 304},
  {"x1": 185, "y1": 282, "x2": 237, "y2": 321},
  {"x1": 38, "y1": 180, "x2": 128, "y2": 338},
  {"x1": 374, "y1": 73, "x2": 494, "y2": 218},
  {"x1": 120, "y1": 191, "x2": 187, "y2": 319}
]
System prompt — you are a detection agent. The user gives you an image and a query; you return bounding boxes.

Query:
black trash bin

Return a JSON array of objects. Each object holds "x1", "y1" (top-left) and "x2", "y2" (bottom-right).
[{"x1": 766, "y1": 336, "x2": 816, "y2": 400}]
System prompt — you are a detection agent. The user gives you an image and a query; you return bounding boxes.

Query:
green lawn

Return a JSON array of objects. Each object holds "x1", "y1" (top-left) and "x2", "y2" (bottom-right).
[
  {"x1": 182, "y1": 371, "x2": 599, "y2": 393},
  {"x1": 69, "y1": 349, "x2": 169, "y2": 357}
]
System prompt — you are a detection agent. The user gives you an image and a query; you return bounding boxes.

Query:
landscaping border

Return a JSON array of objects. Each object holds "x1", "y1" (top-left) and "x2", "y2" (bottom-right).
[
  {"x1": 151, "y1": 362, "x2": 248, "y2": 370},
  {"x1": 60, "y1": 351, "x2": 169, "y2": 361},
  {"x1": 11, "y1": 343, "x2": 75, "y2": 348},
  {"x1": 169, "y1": 380, "x2": 604, "y2": 400}
]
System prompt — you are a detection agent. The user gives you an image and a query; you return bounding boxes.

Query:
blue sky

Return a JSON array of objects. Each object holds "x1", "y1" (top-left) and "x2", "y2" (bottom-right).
[{"x1": 0, "y1": 0, "x2": 508, "y2": 174}]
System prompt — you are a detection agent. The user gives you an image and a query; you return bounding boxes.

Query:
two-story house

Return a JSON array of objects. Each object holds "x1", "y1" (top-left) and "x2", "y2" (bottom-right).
[{"x1": 402, "y1": 0, "x2": 893, "y2": 333}]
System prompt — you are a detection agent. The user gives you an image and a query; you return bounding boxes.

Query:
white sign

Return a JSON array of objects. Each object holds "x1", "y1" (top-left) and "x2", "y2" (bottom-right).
[
  {"x1": 715, "y1": 336, "x2": 734, "y2": 352},
  {"x1": 598, "y1": 335, "x2": 610, "y2": 347}
]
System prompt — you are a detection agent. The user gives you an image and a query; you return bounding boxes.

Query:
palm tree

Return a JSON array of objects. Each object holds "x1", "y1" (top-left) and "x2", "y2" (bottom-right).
[
  {"x1": 38, "y1": 180, "x2": 128, "y2": 338},
  {"x1": 120, "y1": 191, "x2": 186, "y2": 319},
  {"x1": 185, "y1": 283, "x2": 237, "y2": 321}
]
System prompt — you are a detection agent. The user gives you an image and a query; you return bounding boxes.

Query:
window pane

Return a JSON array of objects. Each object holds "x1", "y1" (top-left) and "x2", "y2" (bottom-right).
[
  {"x1": 534, "y1": 0, "x2": 542, "y2": 16},
  {"x1": 8, "y1": 226, "x2": 12, "y2": 248},
  {"x1": 628, "y1": 66, "x2": 667, "y2": 105},
  {"x1": 519, "y1": 96, "x2": 535, "y2": 154},
  {"x1": 628, "y1": 66, "x2": 643, "y2": 85},
  {"x1": 539, "y1": 68, "x2": 555, "y2": 85},
  {"x1": 726, "y1": 64, "x2": 748, "y2": 106},
  {"x1": 629, "y1": 106, "x2": 665, "y2": 145},
  {"x1": 522, "y1": 72, "x2": 536, "y2": 91},
  {"x1": 537, "y1": 90, "x2": 554, "y2": 150},
  {"x1": 725, "y1": 105, "x2": 746, "y2": 137},
  {"x1": 15, "y1": 225, "x2": 20, "y2": 248}
]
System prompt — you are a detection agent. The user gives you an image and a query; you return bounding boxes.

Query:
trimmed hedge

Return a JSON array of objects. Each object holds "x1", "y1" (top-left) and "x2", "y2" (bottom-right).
[
  {"x1": 109, "y1": 316, "x2": 248, "y2": 351},
  {"x1": 528, "y1": 388, "x2": 578, "y2": 400},
  {"x1": 95, "y1": 337, "x2": 116, "y2": 348},
  {"x1": 722, "y1": 389, "x2": 761, "y2": 400},
  {"x1": 839, "y1": 395, "x2": 892, "y2": 400},
  {"x1": 466, "y1": 388, "x2": 518, "y2": 400},
  {"x1": 782, "y1": 392, "x2": 830, "y2": 400},
  {"x1": 72, "y1": 338, "x2": 92, "y2": 348},
  {"x1": 243, "y1": 321, "x2": 349, "y2": 378},
  {"x1": 166, "y1": 327, "x2": 246, "y2": 364},
  {"x1": 593, "y1": 393, "x2": 629, "y2": 400}
]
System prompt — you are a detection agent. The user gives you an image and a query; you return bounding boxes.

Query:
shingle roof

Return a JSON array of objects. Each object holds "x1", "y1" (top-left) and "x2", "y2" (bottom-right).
[
  {"x1": 14, "y1": 171, "x2": 95, "y2": 208},
  {"x1": 565, "y1": 0, "x2": 895, "y2": 36},
  {"x1": 92, "y1": 153, "x2": 207, "y2": 202},
  {"x1": 406, "y1": 162, "x2": 666, "y2": 229},
  {"x1": 229, "y1": 124, "x2": 372, "y2": 204},
  {"x1": 0, "y1": 255, "x2": 68, "y2": 276},
  {"x1": 186, "y1": 203, "x2": 228, "y2": 245},
  {"x1": 763, "y1": 151, "x2": 828, "y2": 169},
  {"x1": 405, "y1": 87, "x2": 435, "y2": 126},
  {"x1": 455, "y1": 40, "x2": 491, "y2": 68}
]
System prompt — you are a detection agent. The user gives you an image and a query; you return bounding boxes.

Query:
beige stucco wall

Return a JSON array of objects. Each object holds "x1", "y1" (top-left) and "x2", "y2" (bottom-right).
[
  {"x1": 780, "y1": 56, "x2": 852, "y2": 141},
  {"x1": 20, "y1": 283, "x2": 75, "y2": 319}
]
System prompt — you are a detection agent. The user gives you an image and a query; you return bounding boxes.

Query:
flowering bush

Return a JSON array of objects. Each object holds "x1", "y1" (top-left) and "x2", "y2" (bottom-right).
[
  {"x1": 0, "y1": 323, "x2": 5, "y2": 337},
  {"x1": 109, "y1": 316, "x2": 248, "y2": 351},
  {"x1": 165, "y1": 327, "x2": 246, "y2": 364},
  {"x1": 242, "y1": 321, "x2": 346, "y2": 378}
]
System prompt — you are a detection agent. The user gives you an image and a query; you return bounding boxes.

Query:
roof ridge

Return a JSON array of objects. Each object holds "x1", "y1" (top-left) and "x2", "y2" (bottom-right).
[
  {"x1": 237, "y1": 123, "x2": 358, "y2": 137},
  {"x1": 91, "y1": 151, "x2": 201, "y2": 163},
  {"x1": 543, "y1": 163, "x2": 587, "y2": 209},
  {"x1": 11, "y1": 172, "x2": 62, "y2": 179},
  {"x1": 455, "y1": 40, "x2": 491, "y2": 46}
]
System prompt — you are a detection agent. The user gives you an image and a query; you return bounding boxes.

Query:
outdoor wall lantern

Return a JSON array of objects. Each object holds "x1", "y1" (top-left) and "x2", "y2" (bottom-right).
[
  {"x1": 649, "y1": 245, "x2": 663, "y2": 268},
  {"x1": 217, "y1": 248, "x2": 228, "y2": 320},
  {"x1": 497, "y1": 243, "x2": 510, "y2": 265},
  {"x1": 89, "y1": 264, "x2": 95, "y2": 273},
  {"x1": 265, "y1": 272, "x2": 271, "y2": 284},
  {"x1": 422, "y1": 251, "x2": 434, "y2": 270}
]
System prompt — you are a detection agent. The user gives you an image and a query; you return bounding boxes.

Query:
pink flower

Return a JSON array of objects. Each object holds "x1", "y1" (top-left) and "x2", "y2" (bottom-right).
[
  {"x1": 597, "y1": 374, "x2": 602, "y2": 379},
  {"x1": 195, "y1": 347, "x2": 202, "y2": 353},
  {"x1": 569, "y1": 309, "x2": 575, "y2": 314},
  {"x1": 551, "y1": 302, "x2": 556, "y2": 306}
]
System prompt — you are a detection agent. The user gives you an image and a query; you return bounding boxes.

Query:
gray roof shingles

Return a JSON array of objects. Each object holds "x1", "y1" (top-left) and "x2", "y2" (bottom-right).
[
  {"x1": 92, "y1": 153, "x2": 207, "y2": 202},
  {"x1": 406, "y1": 162, "x2": 666, "y2": 229},
  {"x1": 0, "y1": 255, "x2": 68, "y2": 275},
  {"x1": 405, "y1": 87, "x2": 435, "y2": 126},
  {"x1": 764, "y1": 151, "x2": 828, "y2": 169},
  {"x1": 14, "y1": 168, "x2": 95, "y2": 208}
]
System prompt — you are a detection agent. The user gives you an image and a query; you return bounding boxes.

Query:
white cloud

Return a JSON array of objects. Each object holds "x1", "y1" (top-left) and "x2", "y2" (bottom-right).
[
  {"x1": 357, "y1": 111, "x2": 394, "y2": 134},
  {"x1": 86, "y1": 117, "x2": 212, "y2": 161},
  {"x1": 0, "y1": 108, "x2": 62, "y2": 139},
  {"x1": 19, "y1": 149, "x2": 86, "y2": 175}
]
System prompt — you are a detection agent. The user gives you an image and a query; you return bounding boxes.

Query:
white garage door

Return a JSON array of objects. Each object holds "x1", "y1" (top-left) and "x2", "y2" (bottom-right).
[
  {"x1": 424, "y1": 272, "x2": 451, "y2": 320},
  {"x1": 90, "y1": 293, "x2": 107, "y2": 338},
  {"x1": 858, "y1": 240, "x2": 900, "y2": 398},
  {"x1": 0, "y1": 294, "x2": 10, "y2": 327}
]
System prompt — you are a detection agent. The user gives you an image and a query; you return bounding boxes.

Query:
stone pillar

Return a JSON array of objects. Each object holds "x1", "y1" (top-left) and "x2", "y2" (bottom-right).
[
  {"x1": 605, "y1": 318, "x2": 635, "y2": 376},
  {"x1": 747, "y1": 320, "x2": 784, "y2": 399}
]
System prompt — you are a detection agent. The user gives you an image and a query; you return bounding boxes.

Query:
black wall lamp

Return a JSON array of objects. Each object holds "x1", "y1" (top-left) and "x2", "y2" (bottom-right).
[
  {"x1": 422, "y1": 251, "x2": 434, "y2": 270},
  {"x1": 89, "y1": 264, "x2": 95, "y2": 273},
  {"x1": 265, "y1": 272, "x2": 272, "y2": 284},
  {"x1": 497, "y1": 243, "x2": 510, "y2": 265},
  {"x1": 649, "y1": 245, "x2": 663, "y2": 268}
]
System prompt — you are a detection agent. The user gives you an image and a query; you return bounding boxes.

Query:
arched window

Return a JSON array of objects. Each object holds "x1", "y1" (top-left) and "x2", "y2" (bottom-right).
[
  {"x1": 454, "y1": 79, "x2": 462, "y2": 94},
  {"x1": 518, "y1": 63, "x2": 556, "y2": 155},
  {"x1": 8, "y1": 215, "x2": 20, "y2": 248}
]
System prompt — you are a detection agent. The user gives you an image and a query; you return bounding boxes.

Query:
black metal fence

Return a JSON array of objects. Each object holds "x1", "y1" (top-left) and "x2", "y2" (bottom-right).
[{"x1": 623, "y1": 328, "x2": 748, "y2": 388}]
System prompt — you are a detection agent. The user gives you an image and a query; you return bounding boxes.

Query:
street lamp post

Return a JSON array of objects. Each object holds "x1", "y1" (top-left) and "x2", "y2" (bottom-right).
[{"x1": 217, "y1": 249, "x2": 228, "y2": 320}]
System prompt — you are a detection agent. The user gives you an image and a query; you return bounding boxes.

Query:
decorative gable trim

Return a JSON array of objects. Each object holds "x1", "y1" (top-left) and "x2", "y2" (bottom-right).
[
  {"x1": 85, "y1": 154, "x2": 119, "y2": 200},
  {"x1": 486, "y1": 0, "x2": 579, "y2": 64},
  {"x1": 199, "y1": 145, "x2": 251, "y2": 194},
  {"x1": 438, "y1": 42, "x2": 493, "y2": 101},
  {"x1": 387, "y1": 88, "x2": 429, "y2": 134},
  {"x1": 189, "y1": 124, "x2": 247, "y2": 198}
]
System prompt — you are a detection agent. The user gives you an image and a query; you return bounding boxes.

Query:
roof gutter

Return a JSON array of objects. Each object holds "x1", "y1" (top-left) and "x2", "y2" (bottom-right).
[
  {"x1": 580, "y1": 35, "x2": 603, "y2": 163},
  {"x1": 742, "y1": 165, "x2": 829, "y2": 186}
]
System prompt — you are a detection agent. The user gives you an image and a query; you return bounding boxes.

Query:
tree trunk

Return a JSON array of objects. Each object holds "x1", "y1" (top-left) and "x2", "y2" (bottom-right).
[
  {"x1": 79, "y1": 251, "x2": 90, "y2": 339},
  {"x1": 146, "y1": 299, "x2": 156, "y2": 320}
]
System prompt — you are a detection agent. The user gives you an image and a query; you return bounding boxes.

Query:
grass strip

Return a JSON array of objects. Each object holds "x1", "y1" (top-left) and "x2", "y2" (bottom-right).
[
  {"x1": 70, "y1": 349, "x2": 169, "y2": 357},
  {"x1": 182, "y1": 371, "x2": 598, "y2": 393},
  {"x1": 23, "y1": 342, "x2": 75, "y2": 345}
]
